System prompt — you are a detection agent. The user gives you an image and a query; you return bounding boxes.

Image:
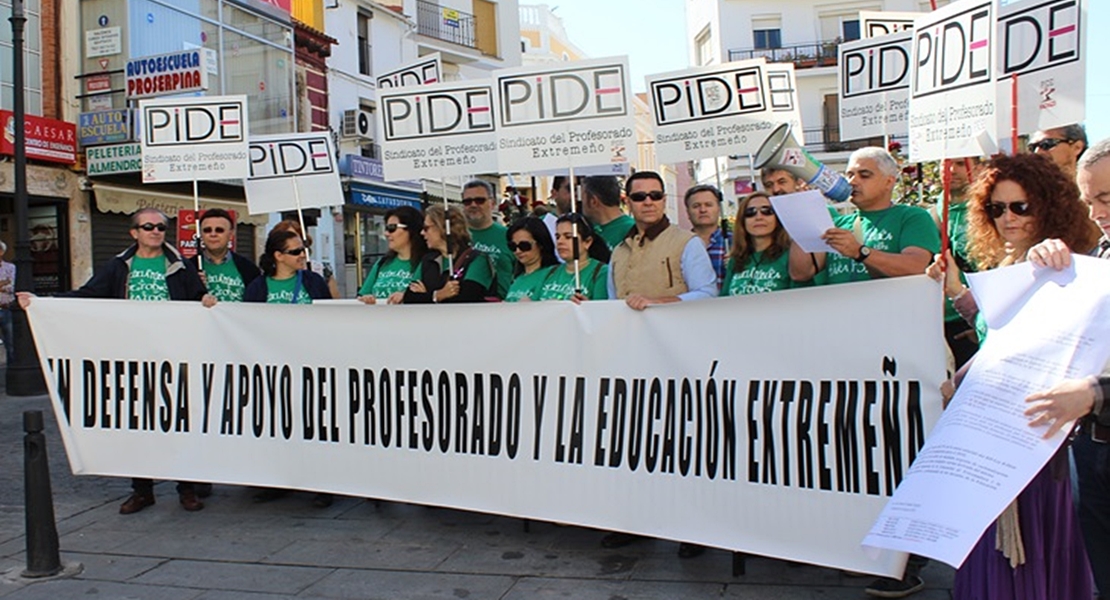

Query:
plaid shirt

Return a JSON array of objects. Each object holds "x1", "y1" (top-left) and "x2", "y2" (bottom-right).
[{"x1": 704, "y1": 228, "x2": 729, "y2": 290}]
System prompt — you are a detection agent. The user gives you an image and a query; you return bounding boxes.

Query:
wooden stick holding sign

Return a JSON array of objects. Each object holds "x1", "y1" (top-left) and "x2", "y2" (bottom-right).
[{"x1": 568, "y1": 162, "x2": 581, "y2": 293}]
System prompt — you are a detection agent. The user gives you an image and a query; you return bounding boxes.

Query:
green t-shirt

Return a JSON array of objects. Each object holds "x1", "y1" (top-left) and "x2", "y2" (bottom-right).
[
  {"x1": 536, "y1": 260, "x2": 609, "y2": 301},
  {"x1": 469, "y1": 223, "x2": 513, "y2": 299},
  {"x1": 594, "y1": 214, "x2": 635, "y2": 251},
  {"x1": 203, "y1": 257, "x2": 245, "y2": 302},
  {"x1": 720, "y1": 251, "x2": 794, "y2": 296},
  {"x1": 943, "y1": 201, "x2": 974, "y2": 322},
  {"x1": 443, "y1": 250, "x2": 495, "y2": 291},
  {"x1": 128, "y1": 256, "x2": 169, "y2": 301},
  {"x1": 358, "y1": 256, "x2": 417, "y2": 298},
  {"x1": 265, "y1": 275, "x2": 313, "y2": 304},
  {"x1": 824, "y1": 204, "x2": 940, "y2": 285},
  {"x1": 505, "y1": 266, "x2": 553, "y2": 302}
]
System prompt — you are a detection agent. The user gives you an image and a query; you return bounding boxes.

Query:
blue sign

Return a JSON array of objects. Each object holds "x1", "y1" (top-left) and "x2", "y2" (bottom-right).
[
  {"x1": 78, "y1": 109, "x2": 132, "y2": 146},
  {"x1": 349, "y1": 183, "x2": 422, "y2": 210},
  {"x1": 342, "y1": 155, "x2": 422, "y2": 190},
  {"x1": 98, "y1": 15, "x2": 109, "y2": 26}
]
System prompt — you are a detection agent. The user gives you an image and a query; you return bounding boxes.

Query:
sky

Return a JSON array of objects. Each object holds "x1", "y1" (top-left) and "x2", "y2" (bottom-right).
[{"x1": 544, "y1": 0, "x2": 1109, "y2": 142}]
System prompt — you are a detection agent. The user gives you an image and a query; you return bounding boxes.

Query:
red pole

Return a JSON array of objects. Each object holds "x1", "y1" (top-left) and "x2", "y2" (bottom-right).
[
  {"x1": 1011, "y1": 74, "x2": 1019, "y2": 155},
  {"x1": 929, "y1": 0, "x2": 938, "y2": 9},
  {"x1": 941, "y1": 160, "x2": 951, "y2": 262}
]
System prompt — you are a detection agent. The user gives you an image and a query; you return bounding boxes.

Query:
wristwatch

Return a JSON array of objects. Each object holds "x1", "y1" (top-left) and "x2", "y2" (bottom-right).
[{"x1": 855, "y1": 245, "x2": 872, "y2": 262}]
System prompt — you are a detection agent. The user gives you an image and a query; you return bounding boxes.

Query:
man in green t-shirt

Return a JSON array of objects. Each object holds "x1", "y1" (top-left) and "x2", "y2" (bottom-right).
[
  {"x1": 463, "y1": 179, "x2": 513, "y2": 299},
  {"x1": 582, "y1": 176, "x2": 635, "y2": 251},
  {"x1": 198, "y1": 208, "x2": 261, "y2": 303}
]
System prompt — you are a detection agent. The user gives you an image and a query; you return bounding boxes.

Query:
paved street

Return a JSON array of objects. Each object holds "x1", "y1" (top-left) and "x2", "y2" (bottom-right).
[{"x1": 0, "y1": 389, "x2": 955, "y2": 599}]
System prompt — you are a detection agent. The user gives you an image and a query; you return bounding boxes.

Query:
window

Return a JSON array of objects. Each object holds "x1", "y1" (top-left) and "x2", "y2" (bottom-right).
[
  {"x1": 843, "y1": 20, "x2": 860, "y2": 41},
  {"x1": 694, "y1": 26, "x2": 713, "y2": 66},
  {"x1": 1, "y1": 0, "x2": 44, "y2": 114},
  {"x1": 753, "y1": 29, "x2": 781, "y2": 50},
  {"x1": 358, "y1": 12, "x2": 372, "y2": 77}
]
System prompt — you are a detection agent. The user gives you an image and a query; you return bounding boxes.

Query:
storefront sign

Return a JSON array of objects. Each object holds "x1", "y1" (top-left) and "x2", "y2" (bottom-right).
[
  {"x1": 126, "y1": 49, "x2": 209, "y2": 99},
  {"x1": 343, "y1": 155, "x2": 423, "y2": 190},
  {"x1": 349, "y1": 183, "x2": 422, "y2": 210},
  {"x1": 139, "y1": 95, "x2": 250, "y2": 183},
  {"x1": 79, "y1": 109, "x2": 132, "y2": 146},
  {"x1": 0, "y1": 111, "x2": 77, "y2": 164},
  {"x1": 86, "y1": 142, "x2": 141, "y2": 176}
]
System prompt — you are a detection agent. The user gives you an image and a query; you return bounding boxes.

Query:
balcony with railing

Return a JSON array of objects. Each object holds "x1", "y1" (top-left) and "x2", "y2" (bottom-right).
[
  {"x1": 728, "y1": 39, "x2": 842, "y2": 69},
  {"x1": 802, "y1": 127, "x2": 883, "y2": 153},
  {"x1": 416, "y1": 0, "x2": 477, "y2": 50}
]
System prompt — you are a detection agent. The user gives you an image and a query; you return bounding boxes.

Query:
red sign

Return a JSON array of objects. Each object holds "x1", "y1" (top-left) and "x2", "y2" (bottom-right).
[
  {"x1": 0, "y1": 111, "x2": 77, "y2": 164},
  {"x1": 177, "y1": 209, "x2": 237, "y2": 259},
  {"x1": 86, "y1": 74, "x2": 111, "y2": 93},
  {"x1": 259, "y1": 0, "x2": 291, "y2": 12}
]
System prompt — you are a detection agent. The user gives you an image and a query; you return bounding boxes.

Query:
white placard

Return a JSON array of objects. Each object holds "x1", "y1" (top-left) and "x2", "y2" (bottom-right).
[
  {"x1": 126, "y1": 49, "x2": 210, "y2": 99},
  {"x1": 860, "y1": 11, "x2": 924, "y2": 38},
  {"x1": 909, "y1": 0, "x2": 999, "y2": 161},
  {"x1": 244, "y1": 132, "x2": 343, "y2": 215},
  {"x1": 85, "y1": 27, "x2": 122, "y2": 58},
  {"x1": 995, "y1": 0, "x2": 1086, "y2": 136},
  {"x1": 839, "y1": 32, "x2": 913, "y2": 141},
  {"x1": 29, "y1": 277, "x2": 945, "y2": 578},
  {"x1": 494, "y1": 57, "x2": 635, "y2": 174},
  {"x1": 377, "y1": 53, "x2": 443, "y2": 89},
  {"x1": 763, "y1": 63, "x2": 804, "y2": 144},
  {"x1": 139, "y1": 95, "x2": 250, "y2": 183},
  {"x1": 378, "y1": 79, "x2": 498, "y2": 181}
]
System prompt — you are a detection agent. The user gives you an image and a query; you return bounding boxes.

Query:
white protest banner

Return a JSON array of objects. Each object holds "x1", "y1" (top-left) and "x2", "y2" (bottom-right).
[
  {"x1": 908, "y1": 0, "x2": 999, "y2": 161},
  {"x1": 494, "y1": 57, "x2": 635, "y2": 174},
  {"x1": 996, "y1": 0, "x2": 1085, "y2": 136},
  {"x1": 377, "y1": 79, "x2": 498, "y2": 181},
  {"x1": 864, "y1": 258, "x2": 1110, "y2": 566},
  {"x1": 377, "y1": 53, "x2": 443, "y2": 89},
  {"x1": 126, "y1": 49, "x2": 209, "y2": 99},
  {"x1": 860, "y1": 11, "x2": 923, "y2": 38},
  {"x1": 839, "y1": 32, "x2": 913, "y2": 141},
  {"x1": 139, "y1": 95, "x2": 250, "y2": 183},
  {"x1": 244, "y1": 132, "x2": 343, "y2": 215},
  {"x1": 30, "y1": 277, "x2": 945, "y2": 577},
  {"x1": 647, "y1": 59, "x2": 802, "y2": 165}
]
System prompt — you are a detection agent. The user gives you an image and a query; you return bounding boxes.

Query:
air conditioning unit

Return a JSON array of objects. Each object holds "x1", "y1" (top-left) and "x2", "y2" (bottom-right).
[{"x1": 342, "y1": 109, "x2": 373, "y2": 139}]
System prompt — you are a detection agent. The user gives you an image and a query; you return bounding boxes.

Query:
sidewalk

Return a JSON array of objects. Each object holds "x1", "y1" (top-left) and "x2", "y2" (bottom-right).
[{"x1": 0, "y1": 392, "x2": 954, "y2": 600}]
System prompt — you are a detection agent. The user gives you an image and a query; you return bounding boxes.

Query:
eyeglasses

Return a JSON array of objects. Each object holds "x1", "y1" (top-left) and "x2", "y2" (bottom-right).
[
  {"x1": 135, "y1": 223, "x2": 168, "y2": 232},
  {"x1": 508, "y1": 240, "x2": 535, "y2": 252},
  {"x1": 628, "y1": 190, "x2": 665, "y2": 203},
  {"x1": 987, "y1": 201, "x2": 1032, "y2": 219},
  {"x1": 281, "y1": 247, "x2": 307, "y2": 256},
  {"x1": 462, "y1": 197, "x2": 489, "y2": 206},
  {"x1": 202, "y1": 226, "x2": 227, "y2": 234},
  {"x1": 744, "y1": 206, "x2": 775, "y2": 218},
  {"x1": 385, "y1": 223, "x2": 407, "y2": 233},
  {"x1": 1028, "y1": 138, "x2": 1071, "y2": 152}
]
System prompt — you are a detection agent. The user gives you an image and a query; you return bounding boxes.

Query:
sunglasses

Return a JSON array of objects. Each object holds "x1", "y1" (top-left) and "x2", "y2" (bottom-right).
[
  {"x1": 508, "y1": 240, "x2": 535, "y2": 252},
  {"x1": 135, "y1": 223, "x2": 168, "y2": 232},
  {"x1": 986, "y1": 201, "x2": 1032, "y2": 219},
  {"x1": 628, "y1": 190, "x2": 665, "y2": 202},
  {"x1": 462, "y1": 197, "x2": 488, "y2": 206},
  {"x1": 202, "y1": 226, "x2": 227, "y2": 234},
  {"x1": 744, "y1": 206, "x2": 775, "y2": 218},
  {"x1": 385, "y1": 223, "x2": 407, "y2": 233},
  {"x1": 1028, "y1": 138, "x2": 1069, "y2": 152},
  {"x1": 281, "y1": 247, "x2": 307, "y2": 256}
]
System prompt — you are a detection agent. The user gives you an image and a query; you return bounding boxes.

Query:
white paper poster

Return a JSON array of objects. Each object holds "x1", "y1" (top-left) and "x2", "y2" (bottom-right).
[
  {"x1": 377, "y1": 53, "x2": 443, "y2": 89},
  {"x1": 139, "y1": 95, "x2": 250, "y2": 183},
  {"x1": 244, "y1": 132, "x2": 343, "y2": 215},
  {"x1": 860, "y1": 11, "x2": 924, "y2": 38},
  {"x1": 839, "y1": 32, "x2": 913, "y2": 141}
]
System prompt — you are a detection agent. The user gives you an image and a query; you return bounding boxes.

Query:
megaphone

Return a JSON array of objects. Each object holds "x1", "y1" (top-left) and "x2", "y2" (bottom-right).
[{"x1": 753, "y1": 123, "x2": 852, "y2": 203}]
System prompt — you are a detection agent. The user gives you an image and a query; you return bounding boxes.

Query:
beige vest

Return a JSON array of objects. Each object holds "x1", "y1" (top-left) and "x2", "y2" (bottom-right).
[{"x1": 611, "y1": 224, "x2": 692, "y2": 299}]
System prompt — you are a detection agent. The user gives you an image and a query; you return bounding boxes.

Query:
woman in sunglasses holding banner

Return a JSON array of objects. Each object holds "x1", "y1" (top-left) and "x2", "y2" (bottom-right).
[
  {"x1": 536, "y1": 213, "x2": 610, "y2": 302},
  {"x1": 357, "y1": 206, "x2": 428, "y2": 305},
  {"x1": 244, "y1": 229, "x2": 332, "y2": 304},
  {"x1": 504, "y1": 216, "x2": 558, "y2": 302},
  {"x1": 720, "y1": 191, "x2": 799, "y2": 296},
  {"x1": 404, "y1": 204, "x2": 495, "y2": 304},
  {"x1": 926, "y1": 153, "x2": 1100, "y2": 599}
]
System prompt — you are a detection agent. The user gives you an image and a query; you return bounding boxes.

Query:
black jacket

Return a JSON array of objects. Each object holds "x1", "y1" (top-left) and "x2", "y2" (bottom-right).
[
  {"x1": 242, "y1": 269, "x2": 332, "y2": 303},
  {"x1": 402, "y1": 248, "x2": 491, "y2": 304},
  {"x1": 61, "y1": 243, "x2": 207, "y2": 301}
]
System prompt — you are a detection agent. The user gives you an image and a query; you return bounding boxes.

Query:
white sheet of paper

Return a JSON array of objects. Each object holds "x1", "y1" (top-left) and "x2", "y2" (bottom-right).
[
  {"x1": 769, "y1": 191, "x2": 837, "y2": 253},
  {"x1": 862, "y1": 256, "x2": 1110, "y2": 567}
]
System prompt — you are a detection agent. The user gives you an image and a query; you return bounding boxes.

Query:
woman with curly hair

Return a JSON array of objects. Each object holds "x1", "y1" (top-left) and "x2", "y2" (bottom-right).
[
  {"x1": 927, "y1": 152, "x2": 1099, "y2": 600},
  {"x1": 720, "y1": 191, "x2": 798, "y2": 296}
]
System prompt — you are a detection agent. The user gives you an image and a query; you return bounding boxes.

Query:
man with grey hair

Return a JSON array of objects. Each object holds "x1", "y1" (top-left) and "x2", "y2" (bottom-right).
[
  {"x1": 462, "y1": 179, "x2": 512, "y2": 298},
  {"x1": 1029, "y1": 123, "x2": 1087, "y2": 180},
  {"x1": 789, "y1": 146, "x2": 939, "y2": 286},
  {"x1": 0, "y1": 240, "x2": 14, "y2": 363}
]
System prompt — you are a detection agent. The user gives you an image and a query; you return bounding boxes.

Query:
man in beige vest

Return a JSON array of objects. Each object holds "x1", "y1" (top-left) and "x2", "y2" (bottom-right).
[{"x1": 607, "y1": 171, "x2": 718, "y2": 310}]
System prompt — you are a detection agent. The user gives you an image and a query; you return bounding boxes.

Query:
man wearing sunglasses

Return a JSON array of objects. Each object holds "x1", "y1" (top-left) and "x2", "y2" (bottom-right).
[
  {"x1": 462, "y1": 179, "x2": 513, "y2": 299},
  {"x1": 197, "y1": 208, "x2": 261, "y2": 303},
  {"x1": 1029, "y1": 124, "x2": 1087, "y2": 180},
  {"x1": 607, "y1": 171, "x2": 717, "y2": 311}
]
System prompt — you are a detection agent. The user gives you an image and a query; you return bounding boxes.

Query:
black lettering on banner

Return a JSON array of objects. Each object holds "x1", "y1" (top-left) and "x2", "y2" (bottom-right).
[
  {"x1": 347, "y1": 368, "x2": 361, "y2": 444},
  {"x1": 48, "y1": 358, "x2": 72, "y2": 425},
  {"x1": 863, "y1": 381, "x2": 880, "y2": 496},
  {"x1": 301, "y1": 367, "x2": 314, "y2": 440},
  {"x1": 471, "y1": 373, "x2": 485, "y2": 455},
  {"x1": 379, "y1": 369, "x2": 392, "y2": 447},
  {"x1": 834, "y1": 381, "x2": 860, "y2": 493},
  {"x1": 646, "y1": 378, "x2": 662, "y2": 473},
  {"x1": 437, "y1": 371, "x2": 451, "y2": 453},
  {"x1": 201, "y1": 363, "x2": 214, "y2": 434},
  {"x1": 421, "y1": 370, "x2": 435, "y2": 451},
  {"x1": 394, "y1": 369, "x2": 406, "y2": 449},
  {"x1": 455, "y1": 372, "x2": 469, "y2": 454},
  {"x1": 532, "y1": 375, "x2": 547, "y2": 461},
  {"x1": 661, "y1": 379, "x2": 676, "y2": 474},
  {"x1": 795, "y1": 381, "x2": 815, "y2": 489},
  {"x1": 506, "y1": 373, "x2": 521, "y2": 459},
  {"x1": 628, "y1": 378, "x2": 646, "y2": 471}
]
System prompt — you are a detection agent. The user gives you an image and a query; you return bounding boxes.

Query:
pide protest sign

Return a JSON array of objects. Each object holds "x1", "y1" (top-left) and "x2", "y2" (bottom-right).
[
  {"x1": 244, "y1": 132, "x2": 343, "y2": 215},
  {"x1": 378, "y1": 79, "x2": 498, "y2": 181},
  {"x1": 996, "y1": 0, "x2": 1085, "y2": 136},
  {"x1": 377, "y1": 53, "x2": 442, "y2": 89},
  {"x1": 860, "y1": 11, "x2": 923, "y2": 38},
  {"x1": 139, "y1": 95, "x2": 250, "y2": 183},
  {"x1": 909, "y1": 0, "x2": 999, "y2": 162},
  {"x1": 839, "y1": 32, "x2": 913, "y2": 141},
  {"x1": 494, "y1": 57, "x2": 635, "y2": 174},
  {"x1": 126, "y1": 49, "x2": 209, "y2": 99}
]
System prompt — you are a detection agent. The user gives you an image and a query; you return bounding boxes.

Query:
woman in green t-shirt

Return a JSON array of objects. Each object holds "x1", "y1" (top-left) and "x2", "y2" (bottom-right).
[
  {"x1": 721, "y1": 191, "x2": 794, "y2": 297},
  {"x1": 357, "y1": 206, "x2": 428, "y2": 305},
  {"x1": 244, "y1": 229, "x2": 332, "y2": 304},
  {"x1": 538, "y1": 213, "x2": 610, "y2": 302},
  {"x1": 504, "y1": 216, "x2": 558, "y2": 302},
  {"x1": 403, "y1": 204, "x2": 494, "y2": 304}
]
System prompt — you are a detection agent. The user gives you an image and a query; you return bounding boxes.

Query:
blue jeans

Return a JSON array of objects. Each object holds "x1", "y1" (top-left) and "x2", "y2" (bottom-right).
[
  {"x1": 1074, "y1": 431, "x2": 1110, "y2": 596},
  {"x1": 0, "y1": 308, "x2": 13, "y2": 363}
]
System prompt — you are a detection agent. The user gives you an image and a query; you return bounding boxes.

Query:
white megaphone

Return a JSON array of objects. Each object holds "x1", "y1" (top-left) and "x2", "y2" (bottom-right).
[{"x1": 753, "y1": 123, "x2": 852, "y2": 203}]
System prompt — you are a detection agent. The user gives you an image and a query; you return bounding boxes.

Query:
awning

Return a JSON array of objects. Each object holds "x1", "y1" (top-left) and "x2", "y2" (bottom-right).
[{"x1": 91, "y1": 182, "x2": 269, "y2": 225}]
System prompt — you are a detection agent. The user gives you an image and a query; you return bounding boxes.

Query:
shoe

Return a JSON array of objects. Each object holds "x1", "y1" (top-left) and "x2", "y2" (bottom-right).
[
  {"x1": 195, "y1": 483, "x2": 213, "y2": 498},
  {"x1": 119, "y1": 492, "x2": 155, "y2": 515},
  {"x1": 600, "y1": 532, "x2": 644, "y2": 549},
  {"x1": 179, "y1": 491, "x2": 204, "y2": 512},
  {"x1": 252, "y1": 488, "x2": 288, "y2": 503},
  {"x1": 312, "y1": 493, "x2": 333, "y2": 508},
  {"x1": 677, "y1": 543, "x2": 706, "y2": 559},
  {"x1": 865, "y1": 575, "x2": 925, "y2": 598}
]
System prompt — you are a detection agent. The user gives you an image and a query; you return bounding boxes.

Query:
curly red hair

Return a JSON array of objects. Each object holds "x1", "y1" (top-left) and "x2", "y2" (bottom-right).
[{"x1": 966, "y1": 153, "x2": 1099, "y2": 269}]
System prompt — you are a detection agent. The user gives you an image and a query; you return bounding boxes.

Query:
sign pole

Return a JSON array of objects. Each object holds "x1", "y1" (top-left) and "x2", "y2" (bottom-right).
[
  {"x1": 1010, "y1": 74, "x2": 1019, "y2": 155},
  {"x1": 193, "y1": 179, "x2": 203, "y2": 272},
  {"x1": 442, "y1": 173, "x2": 452, "y2": 274},
  {"x1": 568, "y1": 163, "x2": 581, "y2": 293},
  {"x1": 291, "y1": 176, "x2": 311, "y2": 263}
]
